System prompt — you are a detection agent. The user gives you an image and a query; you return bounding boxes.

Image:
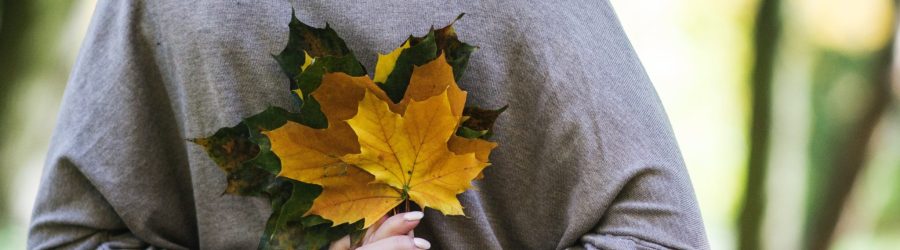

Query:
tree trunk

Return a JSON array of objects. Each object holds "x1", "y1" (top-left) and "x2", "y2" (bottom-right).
[
  {"x1": 803, "y1": 18, "x2": 896, "y2": 250},
  {"x1": 738, "y1": 0, "x2": 780, "y2": 249}
]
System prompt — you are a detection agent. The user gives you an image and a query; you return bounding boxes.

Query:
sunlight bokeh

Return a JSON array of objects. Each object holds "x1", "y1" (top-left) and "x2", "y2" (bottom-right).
[{"x1": 611, "y1": 0, "x2": 753, "y2": 248}]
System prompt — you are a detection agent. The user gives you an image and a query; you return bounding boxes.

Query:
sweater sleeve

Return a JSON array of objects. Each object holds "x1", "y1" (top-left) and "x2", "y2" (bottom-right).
[
  {"x1": 569, "y1": 2, "x2": 709, "y2": 249},
  {"x1": 572, "y1": 158, "x2": 710, "y2": 250},
  {"x1": 27, "y1": 0, "x2": 197, "y2": 249}
]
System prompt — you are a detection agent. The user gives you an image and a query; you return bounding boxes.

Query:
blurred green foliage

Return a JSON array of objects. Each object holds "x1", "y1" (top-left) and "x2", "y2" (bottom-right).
[
  {"x1": 0, "y1": 0, "x2": 77, "y2": 248},
  {"x1": 614, "y1": 0, "x2": 900, "y2": 249}
]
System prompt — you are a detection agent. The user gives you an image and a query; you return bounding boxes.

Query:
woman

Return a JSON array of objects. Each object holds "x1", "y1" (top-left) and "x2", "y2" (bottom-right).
[{"x1": 29, "y1": 0, "x2": 709, "y2": 249}]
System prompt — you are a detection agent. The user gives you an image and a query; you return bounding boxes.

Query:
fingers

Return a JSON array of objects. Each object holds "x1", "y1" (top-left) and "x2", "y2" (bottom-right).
[
  {"x1": 358, "y1": 235, "x2": 432, "y2": 250},
  {"x1": 361, "y1": 215, "x2": 389, "y2": 244},
  {"x1": 366, "y1": 211, "x2": 424, "y2": 244},
  {"x1": 331, "y1": 212, "x2": 428, "y2": 250}
]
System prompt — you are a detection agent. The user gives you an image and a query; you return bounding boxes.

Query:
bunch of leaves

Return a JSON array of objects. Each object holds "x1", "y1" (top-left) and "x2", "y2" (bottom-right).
[{"x1": 191, "y1": 12, "x2": 504, "y2": 250}]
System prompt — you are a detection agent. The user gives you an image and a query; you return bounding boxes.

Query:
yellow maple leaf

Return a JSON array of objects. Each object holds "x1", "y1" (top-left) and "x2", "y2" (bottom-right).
[
  {"x1": 400, "y1": 54, "x2": 490, "y2": 178},
  {"x1": 340, "y1": 89, "x2": 487, "y2": 215},
  {"x1": 448, "y1": 136, "x2": 497, "y2": 180},
  {"x1": 268, "y1": 55, "x2": 496, "y2": 227},
  {"x1": 398, "y1": 54, "x2": 467, "y2": 116},
  {"x1": 266, "y1": 73, "x2": 401, "y2": 228},
  {"x1": 305, "y1": 165, "x2": 402, "y2": 227}
]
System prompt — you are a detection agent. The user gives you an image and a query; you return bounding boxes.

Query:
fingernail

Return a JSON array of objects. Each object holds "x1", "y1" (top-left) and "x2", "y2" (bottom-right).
[
  {"x1": 404, "y1": 211, "x2": 424, "y2": 221},
  {"x1": 413, "y1": 237, "x2": 431, "y2": 249}
]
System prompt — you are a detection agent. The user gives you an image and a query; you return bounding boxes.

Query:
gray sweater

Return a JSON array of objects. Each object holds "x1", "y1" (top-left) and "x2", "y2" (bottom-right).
[{"x1": 28, "y1": 0, "x2": 709, "y2": 249}]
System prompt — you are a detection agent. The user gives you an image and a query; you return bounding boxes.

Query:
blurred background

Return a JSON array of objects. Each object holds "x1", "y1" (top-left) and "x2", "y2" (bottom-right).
[{"x1": 0, "y1": 0, "x2": 898, "y2": 249}]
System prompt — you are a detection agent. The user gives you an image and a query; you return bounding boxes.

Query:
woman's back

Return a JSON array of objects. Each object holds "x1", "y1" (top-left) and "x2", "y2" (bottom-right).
[{"x1": 29, "y1": 1, "x2": 708, "y2": 249}]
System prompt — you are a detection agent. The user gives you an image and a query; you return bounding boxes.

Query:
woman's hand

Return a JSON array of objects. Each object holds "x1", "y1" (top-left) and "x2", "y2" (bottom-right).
[{"x1": 329, "y1": 211, "x2": 431, "y2": 250}]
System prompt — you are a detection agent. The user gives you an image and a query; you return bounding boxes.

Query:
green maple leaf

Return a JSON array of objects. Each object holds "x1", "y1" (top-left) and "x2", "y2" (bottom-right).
[
  {"x1": 379, "y1": 31, "x2": 438, "y2": 102},
  {"x1": 189, "y1": 107, "x2": 299, "y2": 195},
  {"x1": 274, "y1": 9, "x2": 357, "y2": 86},
  {"x1": 424, "y1": 13, "x2": 479, "y2": 81},
  {"x1": 457, "y1": 105, "x2": 508, "y2": 139},
  {"x1": 190, "y1": 125, "x2": 270, "y2": 196},
  {"x1": 197, "y1": 10, "x2": 375, "y2": 248},
  {"x1": 192, "y1": 106, "x2": 366, "y2": 249},
  {"x1": 193, "y1": 11, "x2": 497, "y2": 250},
  {"x1": 258, "y1": 180, "x2": 363, "y2": 250},
  {"x1": 378, "y1": 13, "x2": 478, "y2": 103}
]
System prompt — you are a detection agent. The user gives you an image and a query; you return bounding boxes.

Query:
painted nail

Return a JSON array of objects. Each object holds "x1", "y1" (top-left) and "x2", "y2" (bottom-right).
[
  {"x1": 413, "y1": 237, "x2": 431, "y2": 249},
  {"x1": 403, "y1": 211, "x2": 424, "y2": 221}
]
